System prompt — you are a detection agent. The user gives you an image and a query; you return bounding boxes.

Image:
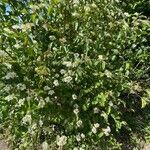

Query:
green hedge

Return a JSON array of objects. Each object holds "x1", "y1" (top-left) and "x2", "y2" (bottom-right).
[{"x1": 0, "y1": 0, "x2": 150, "y2": 149}]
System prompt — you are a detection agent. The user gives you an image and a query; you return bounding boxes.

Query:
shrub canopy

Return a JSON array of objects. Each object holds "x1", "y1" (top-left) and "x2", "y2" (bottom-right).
[{"x1": 0, "y1": 0, "x2": 150, "y2": 149}]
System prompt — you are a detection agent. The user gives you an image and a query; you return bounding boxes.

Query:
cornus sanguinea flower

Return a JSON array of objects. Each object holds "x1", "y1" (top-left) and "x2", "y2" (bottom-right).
[
  {"x1": 63, "y1": 76, "x2": 72, "y2": 83},
  {"x1": 109, "y1": 101, "x2": 113, "y2": 106},
  {"x1": 3, "y1": 85, "x2": 11, "y2": 92},
  {"x1": 22, "y1": 114, "x2": 31, "y2": 124},
  {"x1": 56, "y1": 135, "x2": 67, "y2": 147},
  {"x1": 76, "y1": 120, "x2": 82, "y2": 127},
  {"x1": 18, "y1": 98, "x2": 25, "y2": 106},
  {"x1": 92, "y1": 127, "x2": 97, "y2": 134},
  {"x1": 74, "y1": 104, "x2": 79, "y2": 108},
  {"x1": 72, "y1": 94, "x2": 77, "y2": 100},
  {"x1": 4, "y1": 72, "x2": 17, "y2": 79},
  {"x1": 74, "y1": 53, "x2": 79, "y2": 58},
  {"x1": 102, "y1": 126, "x2": 111, "y2": 136},
  {"x1": 63, "y1": 61, "x2": 72, "y2": 67},
  {"x1": 17, "y1": 83, "x2": 26, "y2": 91},
  {"x1": 60, "y1": 69, "x2": 66, "y2": 74},
  {"x1": 81, "y1": 133, "x2": 85, "y2": 139},
  {"x1": 55, "y1": 73, "x2": 59, "y2": 78},
  {"x1": 44, "y1": 86, "x2": 50, "y2": 91},
  {"x1": 48, "y1": 90, "x2": 55, "y2": 95},
  {"x1": 39, "y1": 120, "x2": 43, "y2": 127},
  {"x1": 94, "y1": 123, "x2": 100, "y2": 128},
  {"x1": 53, "y1": 80, "x2": 59, "y2": 86},
  {"x1": 5, "y1": 94, "x2": 15, "y2": 101},
  {"x1": 93, "y1": 107, "x2": 100, "y2": 114},
  {"x1": 98, "y1": 55, "x2": 103, "y2": 60},
  {"x1": 73, "y1": 0, "x2": 79, "y2": 4},
  {"x1": 38, "y1": 99, "x2": 45, "y2": 108},
  {"x1": 42, "y1": 141, "x2": 49, "y2": 150},
  {"x1": 76, "y1": 134, "x2": 81, "y2": 142},
  {"x1": 73, "y1": 108, "x2": 79, "y2": 114},
  {"x1": 91, "y1": 3, "x2": 97, "y2": 9},
  {"x1": 45, "y1": 97, "x2": 50, "y2": 102}
]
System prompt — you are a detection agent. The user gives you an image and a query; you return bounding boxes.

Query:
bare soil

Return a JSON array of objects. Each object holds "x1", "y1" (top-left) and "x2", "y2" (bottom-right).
[{"x1": 0, "y1": 140, "x2": 9, "y2": 150}]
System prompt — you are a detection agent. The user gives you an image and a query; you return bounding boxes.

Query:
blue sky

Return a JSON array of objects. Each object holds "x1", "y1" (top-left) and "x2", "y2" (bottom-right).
[{"x1": 6, "y1": 4, "x2": 11, "y2": 15}]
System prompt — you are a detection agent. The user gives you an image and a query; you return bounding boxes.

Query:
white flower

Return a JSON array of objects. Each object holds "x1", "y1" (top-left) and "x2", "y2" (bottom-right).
[
  {"x1": 14, "y1": 43, "x2": 21, "y2": 49},
  {"x1": 0, "y1": 50, "x2": 7, "y2": 56},
  {"x1": 60, "y1": 69, "x2": 66, "y2": 75},
  {"x1": 59, "y1": 37, "x2": 66, "y2": 43},
  {"x1": 48, "y1": 90, "x2": 55, "y2": 95},
  {"x1": 73, "y1": 148, "x2": 78, "y2": 150},
  {"x1": 39, "y1": 120, "x2": 43, "y2": 127},
  {"x1": 31, "y1": 123, "x2": 37, "y2": 130},
  {"x1": 4, "y1": 72, "x2": 17, "y2": 79},
  {"x1": 21, "y1": 23, "x2": 34, "y2": 30},
  {"x1": 73, "y1": 0, "x2": 79, "y2": 4},
  {"x1": 76, "y1": 134, "x2": 81, "y2": 142},
  {"x1": 72, "y1": 12, "x2": 80, "y2": 17},
  {"x1": 74, "y1": 104, "x2": 79, "y2": 108},
  {"x1": 63, "y1": 61, "x2": 72, "y2": 67},
  {"x1": 98, "y1": 55, "x2": 103, "y2": 60},
  {"x1": 5, "y1": 94, "x2": 15, "y2": 101},
  {"x1": 49, "y1": 35, "x2": 56, "y2": 41},
  {"x1": 38, "y1": 99, "x2": 45, "y2": 108},
  {"x1": 72, "y1": 94, "x2": 77, "y2": 100},
  {"x1": 56, "y1": 135, "x2": 67, "y2": 147},
  {"x1": 53, "y1": 47, "x2": 58, "y2": 51},
  {"x1": 84, "y1": 5, "x2": 91, "y2": 12},
  {"x1": 54, "y1": 96, "x2": 58, "y2": 99},
  {"x1": 44, "y1": 86, "x2": 51, "y2": 91},
  {"x1": 17, "y1": 83, "x2": 26, "y2": 91},
  {"x1": 45, "y1": 97, "x2": 50, "y2": 102},
  {"x1": 18, "y1": 98, "x2": 25, "y2": 106},
  {"x1": 91, "y1": 3, "x2": 97, "y2": 9},
  {"x1": 124, "y1": 12, "x2": 130, "y2": 17},
  {"x1": 109, "y1": 101, "x2": 113, "y2": 106},
  {"x1": 42, "y1": 141, "x2": 49, "y2": 150},
  {"x1": 4, "y1": 28, "x2": 13, "y2": 34},
  {"x1": 94, "y1": 123, "x2": 100, "y2": 128},
  {"x1": 55, "y1": 73, "x2": 59, "y2": 78},
  {"x1": 105, "y1": 70, "x2": 112, "y2": 78},
  {"x1": 76, "y1": 120, "x2": 82, "y2": 127},
  {"x1": 81, "y1": 133, "x2": 85, "y2": 139},
  {"x1": 73, "y1": 108, "x2": 79, "y2": 115},
  {"x1": 28, "y1": 123, "x2": 37, "y2": 135},
  {"x1": 92, "y1": 127, "x2": 97, "y2": 134},
  {"x1": 3, "y1": 62, "x2": 12, "y2": 69},
  {"x1": 74, "y1": 53, "x2": 79, "y2": 58},
  {"x1": 93, "y1": 107, "x2": 99, "y2": 114},
  {"x1": 63, "y1": 76, "x2": 72, "y2": 83},
  {"x1": 22, "y1": 114, "x2": 32, "y2": 124},
  {"x1": 12, "y1": 25, "x2": 21, "y2": 29},
  {"x1": 53, "y1": 80, "x2": 59, "y2": 86},
  {"x1": 3, "y1": 85, "x2": 11, "y2": 92},
  {"x1": 102, "y1": 126, "x2": 111, "y2": 136}
]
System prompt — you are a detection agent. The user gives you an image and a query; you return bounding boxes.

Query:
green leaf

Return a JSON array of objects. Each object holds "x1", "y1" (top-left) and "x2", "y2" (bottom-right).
[{"x1": 141, "y1": 97, "x2": 148, "y2": 108}]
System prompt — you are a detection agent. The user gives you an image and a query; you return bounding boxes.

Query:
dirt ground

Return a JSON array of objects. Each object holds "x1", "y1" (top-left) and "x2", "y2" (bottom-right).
[
  {"x1": 0, "y1": 140, "x2": 9, "y2": 150},
  {"x1": 143, "y1": 144, "x2": 150, "y2": 150}
]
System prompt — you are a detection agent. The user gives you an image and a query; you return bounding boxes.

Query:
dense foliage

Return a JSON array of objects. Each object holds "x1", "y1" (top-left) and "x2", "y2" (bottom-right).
[{"x1": 0, "y1": 0, "x2": 150, "y2": 149}]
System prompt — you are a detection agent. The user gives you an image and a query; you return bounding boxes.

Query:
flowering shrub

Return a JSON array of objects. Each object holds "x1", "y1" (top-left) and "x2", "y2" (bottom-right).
[{"x1": 0, "y1": 0, "x2": 150, "y2": 149}]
